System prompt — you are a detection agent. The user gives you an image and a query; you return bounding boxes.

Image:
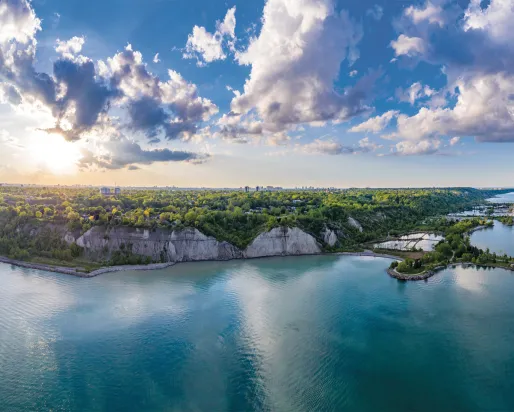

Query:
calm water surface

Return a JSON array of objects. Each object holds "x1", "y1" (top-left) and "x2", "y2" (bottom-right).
[
  {"x1": 487, "y1": 192, "x2": 514, "y2": 204},
  {"x1": 471, "y1": 221, "x2": 514, "y2": 256},
  {"x1": 1, "y1": 256, "x2": 514, "y2": 411}
]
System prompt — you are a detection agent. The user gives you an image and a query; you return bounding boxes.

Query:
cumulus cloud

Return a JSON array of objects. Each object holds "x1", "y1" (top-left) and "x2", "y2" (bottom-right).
[
  {"x1": 0, "y1": 0, "x2": 40, "y2": 44},
  {"x1": 0, "y1": 0, "x2": 219, "y2": 175},
  {"x1": 393, "y1": 0, "x2": 514, "y2": 75},
  {"x1": 229, "y1": 0, "x2": 370, "y2": 139},
  {"x1": 55, "y1": 36, "x2": 85, "y2": 58},
  {"x1": 301, "y1": 136, "x2": 380, "y2": 156},
  {"x1": 79, "y1": 137, "x2": 207, "y2": 170},
  {"x1": 390, "y1": 34, "x2": 425, "y2": 57},
  {"x1": 404, "y1": 1, "x2": 445, "y2": 26},
  {"x1": 153, "y1": 53, "x2": 160, "y2": 63},
  {"x1": 215, "y1": 112, "x2": 263, "y2": 143},
  {"x1": 392, "y1": 139, "x2": 442, "y2": 156},
  {"x1": 388, "y1": 0, "x2": 514, "y2": 143},
  {"x1": 349, "y1": 110, "x2": 398, "y2": 133},
  {"x1": 0, "y1": 1, "x2": 217, "y2": 146},
  {"x1": 366, "y1": 5, "x2": 384, "y2": 21},
  {"x1": 0, "y1": 0, "x2": 55, "y2": 111},
  {"x1": 101, "y1": 45, "x2": 218, "y2": 141},
  {"x1": 183, "y1": 7, "x2": 236, "y2": 66},
  {"x1": 392, "y1": 73, "x2": 514, "y2": 142},
  {"x1": 396, "y1": 82, "x2": 435, "y2": 105}
]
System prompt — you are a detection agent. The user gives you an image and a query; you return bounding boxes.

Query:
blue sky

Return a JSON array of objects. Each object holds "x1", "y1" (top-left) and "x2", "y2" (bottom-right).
[{"x1": 0, "y1": 0, "x2": 513, "y2": 187}]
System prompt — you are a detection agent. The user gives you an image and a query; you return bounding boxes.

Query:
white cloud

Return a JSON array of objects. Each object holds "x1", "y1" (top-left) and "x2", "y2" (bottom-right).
[
  {"x1": 230, "y1": 0, "x2": 369, "y2": 138},
  {"x1": 387, "y1": 0, "x2": 514, "y2": 145},
  {"x1": 393, "y1": 71, "x2": 514, "y2": 143},
  {"x1": 349, "y1": 110, "x2": 399, "y2": 133},
  {"x1": 0, "y1": 0, "x2": 40, "y2": 44},
  {"x1": 358, "y1": 137, "x2": 382, "y2": 152},
  {"x1": 183, "y1": 7, "x2": 236, "y2": 66},
  {"x1": 390, "y1": 34, "x2": 425, "y2": 57},
  {"x1": 393, "y1": 139, "x2": 441, "y2": 156},
  {"x1": 0, "y1": 0, "x2": 218, "y2": 169},
  {"x1": 153, "y1": 53, "x2": 160, "y2": 63},
  {"x1": 55, "y1": 36, "x2": 85, "y2": 58},
  {"x1": 463, "y1": 0, "x2": 513, "y2": 44},
  {"x1": 397, "y1": 82, "x2": 435, "y2": 105},
  {"x1": 300, "y1": 136, "x2": 380, "y2": 156},
  {"x1": 404, "y1": 1, "x2": 446, "y2": 27},
  {"x1": 349, "y1": 70, "x2": 358, "y2": 77},
  {"x1": 218, "y1": 6, "x2": 236, "y2": 38},
  {"x1": 450, "y1": 136, "x2": 460, "y2": 146}
]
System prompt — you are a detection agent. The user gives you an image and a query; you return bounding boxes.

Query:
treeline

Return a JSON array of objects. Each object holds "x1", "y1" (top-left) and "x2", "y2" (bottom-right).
[{"x1": 0, "y1": 216, "x2": 82, "y2": 261}]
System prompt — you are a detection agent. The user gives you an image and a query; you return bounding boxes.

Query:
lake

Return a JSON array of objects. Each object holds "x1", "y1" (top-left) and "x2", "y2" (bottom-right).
[
  {"x1": 2, "y1": 256, "x2": 514, "y2": 411},
  {"x1": 470, "y1": 221, "x2": 514, "y2": 256},
  {"x1": 487, "y1": 191, "x2": 514, "y2": 204}
]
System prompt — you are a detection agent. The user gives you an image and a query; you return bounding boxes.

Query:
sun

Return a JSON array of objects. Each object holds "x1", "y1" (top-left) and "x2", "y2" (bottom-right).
[{"x1": 29, "y1": 132, "x2": 82, "y2": 174}]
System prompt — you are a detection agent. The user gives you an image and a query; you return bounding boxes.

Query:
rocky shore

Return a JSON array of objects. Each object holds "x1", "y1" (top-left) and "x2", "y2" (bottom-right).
[
  {"x1": 387, "y1": 267, "x2": 439, "y2": 281},
  {"x1": 0, "y1": 256, "x2": 177, "y2": 278}
]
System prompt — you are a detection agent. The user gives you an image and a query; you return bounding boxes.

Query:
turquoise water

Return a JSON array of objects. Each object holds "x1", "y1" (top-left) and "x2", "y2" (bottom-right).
[
  {"x1": 471, "y1": 221, "x2": 514, "y2": 256},
  {"x1": 2, "y1": 256, "x2": 514, "y2": 411}
]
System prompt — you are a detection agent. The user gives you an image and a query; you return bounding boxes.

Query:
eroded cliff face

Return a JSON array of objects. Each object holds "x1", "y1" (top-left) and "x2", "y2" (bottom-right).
[
  {"x1": 76, "y1": 227, "x2": 242, "y2": 262},
  {"x1": 76, "y1": 226, "x2": 322, "y2": 262},
  {"x1": 348, "y1": 217, "x2": 363, "y2": 232},
  {"x1": 244, "y1": 227, "x2": 322, "y2": 258},
  {"x1": 322, "y1": 228, "x2": 338, "y2": 247}
]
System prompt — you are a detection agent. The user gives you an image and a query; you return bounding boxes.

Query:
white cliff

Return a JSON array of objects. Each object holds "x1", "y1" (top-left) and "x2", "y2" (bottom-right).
[
  {"x1": 244, "y1": 227, "x2": 321, "y2": 258},
  {"x1": 322, "y1": 228, "x2": 338, "y2": 247},
  {"x1": 76, "y1": 226, "x2": 322, "y2": 262},
  {"x1": 348, "y1": 217, "x2": 363, "y2": 232},
  {"x1": 76, "y1": 227, "x2": 242, "y2": 262}
]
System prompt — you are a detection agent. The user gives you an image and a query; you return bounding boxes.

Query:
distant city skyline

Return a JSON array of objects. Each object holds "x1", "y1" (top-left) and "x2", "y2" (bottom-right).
[{"x1": 1, "y1": 0, "x2": 514, "y2": 187}]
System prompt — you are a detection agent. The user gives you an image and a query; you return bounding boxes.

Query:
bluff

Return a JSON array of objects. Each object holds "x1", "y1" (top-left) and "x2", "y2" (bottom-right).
[{"x1": 76, "y1": 226, "x2": 323, "y2": 263}]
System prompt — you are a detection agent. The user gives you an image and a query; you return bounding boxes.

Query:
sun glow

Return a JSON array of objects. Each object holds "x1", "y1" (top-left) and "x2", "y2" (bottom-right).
[{"x1": 29, "y1": 132, "x2": 82, "y2": 174}]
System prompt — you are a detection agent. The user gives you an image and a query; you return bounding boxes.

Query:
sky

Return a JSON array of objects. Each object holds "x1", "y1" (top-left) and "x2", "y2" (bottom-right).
[{"x1": 0, "y1": 0, "x2": 514, "y2": 188}]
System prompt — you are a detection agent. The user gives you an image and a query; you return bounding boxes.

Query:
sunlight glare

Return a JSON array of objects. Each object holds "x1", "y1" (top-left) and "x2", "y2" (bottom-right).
[{"x1": 29, "y1": 132, "x2": 82, "y2": 174}]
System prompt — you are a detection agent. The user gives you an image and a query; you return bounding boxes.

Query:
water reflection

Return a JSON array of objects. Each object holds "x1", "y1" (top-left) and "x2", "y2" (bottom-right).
[
  {"x1": 470, "y1": 221, "x2": 514, "y2": 256},
  {"x1": 2, "y1": 257, "x2": 514, "y2": 411}
]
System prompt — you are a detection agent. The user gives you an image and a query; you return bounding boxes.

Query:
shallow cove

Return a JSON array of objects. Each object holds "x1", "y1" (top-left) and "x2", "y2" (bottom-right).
[{"x1": 1, "y1": 256, "x2": 514, "y2": 411}]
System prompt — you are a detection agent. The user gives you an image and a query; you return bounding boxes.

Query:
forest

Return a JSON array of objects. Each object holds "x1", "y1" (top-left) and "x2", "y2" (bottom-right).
[{"x1": 0, "y1": 185, "x2": 509, "y2": 264}]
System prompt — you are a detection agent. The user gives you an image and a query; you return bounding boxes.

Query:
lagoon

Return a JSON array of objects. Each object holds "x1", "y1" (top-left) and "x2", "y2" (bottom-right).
[
  {"x1": 470, "y1": 221, "x2": 514, "y2": 256},
  {"x1": 1, "y1": 256, "x2": 514, "y2": 411}
]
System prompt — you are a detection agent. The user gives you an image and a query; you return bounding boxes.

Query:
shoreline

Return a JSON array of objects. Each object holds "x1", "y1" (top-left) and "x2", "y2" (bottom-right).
[
  {"x1": 2, "y1": 250, "x2": 512, "y2": 282},
  {"x1": 0, "y1": 251, "x2": 400, "y2": 278},
  {"x1": 0, "y1": 256, "x2": 177, "y2": 278}
]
